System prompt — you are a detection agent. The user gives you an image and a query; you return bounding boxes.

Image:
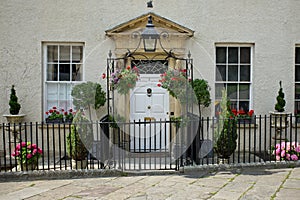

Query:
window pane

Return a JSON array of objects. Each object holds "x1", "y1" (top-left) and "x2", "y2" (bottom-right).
[
  {"x1": 215, "y1": 83, "x2": 225, "y2": 99},
  {"x1": 240, "y1": 65, "x2": 250, "y2": 81},
  {"x1": 240, "y1": 47, "x2": 250, "y2": 64},
  {"x1": 47, "y1": 64, "x2": 58, "y2": 81},
  {"x1": 296, "y1": 65, "x2": 300, "y2": 81},
  {"x1": 216, "y1": 65, "x2": 226, "y2": 81},
  {"x1": 239, "y1": 101, "x2": 249, "y2": 112},
  {"x1": 60, "y1": 46, "x2": 70, "y2": 61},
  {"x1": 47, "y1": 46, "x2": 58, "y2": 62},
  {"x1": 296, "y1": 47, "x2": 300, "y2": 64},
  {"x1": 295, "y1": 84, "x2": 300, "y2": 99},
  {"x1": 72, "y1": 64, "x2": 83, "y2": 81},
  {"x1": 295, "y1": 101, "x2": 300, "y2": 114},
  {"x1": 216, "y1": 47, "x2": 226, "y2": 63},
  {"x1": 227, "y1": 84, "x2": 237, "y2": 99},
  {"x1": 72, "y1": 46, "x2": 83, "y2": 62},
  {"x1": 228, "y1": 47, "x2": 238, "y2": 63},
  {"x1": 59, "y1": 64, "x2": 71, "y2": 81},
  {"x1": 230, "y1": 101, "x2": 237, "y2": 110},
  {"x1": 228, "y1": 65, "x2": 238, "y2": 81},
  {"x1": 239, "y1": 84, "x2": 250, "y2": 99}
]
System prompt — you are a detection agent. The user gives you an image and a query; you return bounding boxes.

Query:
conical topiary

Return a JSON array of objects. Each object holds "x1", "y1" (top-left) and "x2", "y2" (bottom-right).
[
  {"x1": 9, "y1": 85, "x2": 21, "y2": 115},
  {"x1": 275, "y1": 81, "x2": 286, "y2": 112}
]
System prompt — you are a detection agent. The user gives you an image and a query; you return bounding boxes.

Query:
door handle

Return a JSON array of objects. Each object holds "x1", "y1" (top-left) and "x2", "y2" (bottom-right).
[{"x1": 147, "y1": 105, "x2": 151, "y2": 109}]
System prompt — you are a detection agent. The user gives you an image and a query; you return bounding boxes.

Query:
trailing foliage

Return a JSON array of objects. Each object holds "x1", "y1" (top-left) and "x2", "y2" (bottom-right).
[{"x1": 9, "y1": 85, "x2": 21, "y2": 115}]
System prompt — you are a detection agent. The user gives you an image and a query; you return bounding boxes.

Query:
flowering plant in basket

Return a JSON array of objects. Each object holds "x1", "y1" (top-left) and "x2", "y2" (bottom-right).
[
  {"x1": 272, "y1": 141, "x2": 300, "y2": 161},
  {"x1": 110, "y1": 66, "x2": 139, "y2": 95},
  {"x1": 12, "y1": 142, "x2": 43, "y2": 164},
  {"x1": 158, "y1": 68, "x2": 193, "y2": 103},
  {"x1": 232, "y1": 109, "x2": 254, "y2": 123},
  {"x1": 63, "y1": 108, "x2": 76, "y2": 123},
  {"x1": 45, "y1": 106, "x2": 64, "y2": 123}
]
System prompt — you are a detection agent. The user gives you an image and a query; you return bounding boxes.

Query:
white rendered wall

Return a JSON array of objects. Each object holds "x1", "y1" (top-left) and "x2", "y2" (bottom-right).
[{"x1": 0, "y1": 0, "x2": 299, "y2": 122}]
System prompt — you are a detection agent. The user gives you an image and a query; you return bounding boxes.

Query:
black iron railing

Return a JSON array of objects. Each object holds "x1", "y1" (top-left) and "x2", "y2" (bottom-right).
[{"x1": 0, "y1": 114, "x2": 299, "y2": 172}]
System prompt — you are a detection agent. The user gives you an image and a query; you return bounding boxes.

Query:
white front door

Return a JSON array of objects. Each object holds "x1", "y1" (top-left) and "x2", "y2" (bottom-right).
[{"x1": 130, "y1": 75, "x2": 169, "y2": 152}]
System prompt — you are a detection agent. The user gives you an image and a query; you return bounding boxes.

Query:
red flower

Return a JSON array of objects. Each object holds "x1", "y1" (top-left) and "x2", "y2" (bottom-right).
[
  {"x1": 126, "y1": 66, "x2": 131, "y2": 70},
  {"x1": 248, "y1": 110, "x2": 254, "y2": 117},
  {"x1": 64, "y1": 111, "x2": 68, "y2": 115},
  {"x1": 238, "y1": 110, "x2": 246, "y2": 115},
  {"x1": 69, "y1": 108, "x2": 73, "y2": 112},
  {"x1": 52, "y1": 106, "x2": 57, "y2": 110},
  {"x1": 45, "y1": 111, "x2": 49, "y2": 115},
  {"x1": 157, "y1": 83, "x2": 162, "y2": 87},
  {"x1": 49, "y1": 109, "x2": 54, "y2": 113},
  {"x1": 232, "y1": 109, "x2": 238, "y2": 116},
  {"x1": 102, "y1": 73, "x2": 106, "y2": 79}
]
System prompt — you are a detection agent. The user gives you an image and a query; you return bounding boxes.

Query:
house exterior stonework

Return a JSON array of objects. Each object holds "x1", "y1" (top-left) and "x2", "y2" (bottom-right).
[{"x1": 0, "y1": 1, "x2": 300, "y2": 123}]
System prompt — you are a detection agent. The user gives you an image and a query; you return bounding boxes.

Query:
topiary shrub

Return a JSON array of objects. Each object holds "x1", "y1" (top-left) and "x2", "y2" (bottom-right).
[
  {"x1": 214, "y1": 89, "x2": 237, "y2": 159},
  {"x1": 9, "y1": 85, "x2": 21, "y2": 115},
  {"x1": 67, "y1": 110, "x2": 93, "y2": 161},
  {"x1": 192, "y1": 79, "x2": 211, "y2": 117},
  {"x1": 275, "y1": 81, "x2": 286, "y2": 112},
  {"x1": 71, "y1": 81, "x2": 106, "y2": 120}
]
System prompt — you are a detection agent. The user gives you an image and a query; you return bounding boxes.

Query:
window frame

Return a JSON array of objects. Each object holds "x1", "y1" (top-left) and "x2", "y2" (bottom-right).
[
  {"x1": 43, "y1": 42, "x2": 85, "y2": 120},
  {"x1": 294, "y1": 45, "x2": 300, "y2": 115},
  {"x1": 214, "y1": 43, "x2": 253, "y2": 113}
]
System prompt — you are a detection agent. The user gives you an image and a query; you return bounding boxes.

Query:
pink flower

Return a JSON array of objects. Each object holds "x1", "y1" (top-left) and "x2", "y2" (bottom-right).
[
  {"x1": 281, "y1": 150, "x2": 286, "y2": 157},
  {"x1": 295, "y1": 146, "x2": 300, "y2": 153},
  {"x1": 26, "y1": 154, "x2": 33, "y2": 159},
  {"x1": 38, "y1": 148, "x2": 43, "y2": 154},
  {"x1": 276, "y1": 155, "x2": 281, "y2": 161},
  {"x1": 285, "y1": 153, "x2": 291, "y2": 160},
  {"x1": 275, "y1": 148, "x2": 281, "y2": 155},
  {"x1": 291, "y1": 154, "x2": 298, "y2": 161},
  {"x1": 32, "y1": 149, "x2": 37, "y2": 155}
]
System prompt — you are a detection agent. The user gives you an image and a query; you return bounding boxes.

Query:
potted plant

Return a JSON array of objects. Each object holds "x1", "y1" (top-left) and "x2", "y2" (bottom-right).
[
  {"x1": 63, "y1": 108, "x2": 75, "y2": 124},
  {"x1": 45, "y1": 106, "x2": 64, "y2": 123},
  {"x1": 272, "y1": 141, "x2": 300, "y2": 161},
  {"x1": 3, "y1": 85, "x2": 26, "y2": 124},
  {"x1": 66, "y1": 110, "x2": 93, "y2": 169},
  {"x1": 158, "y1": 68, "x2": 193, "y2": 103},
  {"x1": 192, "y1": 79, "x2": 211, "y2": 117},
  {"x1": 214, "y1": 89, "x2": 238, "y2": 164},
  {"x1": 71, "y1": 81, "x2": 106, "y2": 121},
  {"x1": 270, "y1": 81, "x2": 291, "y2": 137},
  {"x1": 12, "y1": 141, "x2": 43, "y2": 171},
  {"x1": 110, "y1": 66, "x2": 140, "y2": 95},
  {"x1": 232, "y1": 109, "x2": 255, "y2": 124}
]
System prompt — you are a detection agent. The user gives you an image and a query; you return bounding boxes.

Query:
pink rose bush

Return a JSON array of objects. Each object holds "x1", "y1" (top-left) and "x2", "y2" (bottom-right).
[
  {"x1": 12, "y1": 142, "x2": 43, "y2": 164},
  {"x1": 272, "y1": 141, "x2": 300, "y2": 161}
]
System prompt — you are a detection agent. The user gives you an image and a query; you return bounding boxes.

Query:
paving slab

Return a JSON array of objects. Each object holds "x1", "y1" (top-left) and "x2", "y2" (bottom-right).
[{"x1": 0, "y1": 165, "x2": 299, "y2": 199}]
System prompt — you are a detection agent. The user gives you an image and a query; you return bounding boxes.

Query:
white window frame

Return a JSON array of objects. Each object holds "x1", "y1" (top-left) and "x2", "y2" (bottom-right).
[
  {"x1": 214, "y1": 43, "x2": 253, "y2": 113},
  {"x1": 43, "y1": 42, "x2": 85, "y2": 120},
  {"x1": 294, "y1": 45, "x2": 300, "y2": 115}
]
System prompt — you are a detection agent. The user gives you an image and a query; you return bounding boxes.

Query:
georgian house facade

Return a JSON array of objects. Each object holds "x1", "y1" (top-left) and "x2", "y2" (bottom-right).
[{"x1": 1, "y1": 0, "x2": 300, "y2": 123}]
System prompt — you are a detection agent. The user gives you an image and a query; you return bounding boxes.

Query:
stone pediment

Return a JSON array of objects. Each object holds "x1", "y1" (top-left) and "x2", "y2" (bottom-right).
[
  {"x1": 105, "y1": 12, "x2": 194, "y2": 56},
  {"x1": 105, "y1": 12, "x2": 194, "y2": 37}
]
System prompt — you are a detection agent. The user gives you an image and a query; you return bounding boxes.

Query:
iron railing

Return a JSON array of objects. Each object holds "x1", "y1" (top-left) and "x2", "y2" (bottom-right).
[{"x1": 0, "y1": 114, "x2": 299, "y2": 172}]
